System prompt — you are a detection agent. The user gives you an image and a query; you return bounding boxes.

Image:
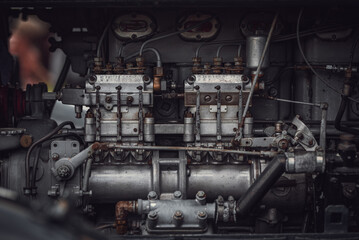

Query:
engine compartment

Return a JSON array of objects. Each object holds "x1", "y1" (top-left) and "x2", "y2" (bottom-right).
[{"x1": 0, "y1": 1, "x2": 359, "y2": 238}]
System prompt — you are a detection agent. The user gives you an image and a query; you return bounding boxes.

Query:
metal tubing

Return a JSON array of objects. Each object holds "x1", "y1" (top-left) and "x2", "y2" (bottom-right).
[
  {"x1": 236, "y1": 154, "x2": 286, "y2": 217},
  {"x1": 89, "y1": 165, "x2": 252, "y2": 202}
]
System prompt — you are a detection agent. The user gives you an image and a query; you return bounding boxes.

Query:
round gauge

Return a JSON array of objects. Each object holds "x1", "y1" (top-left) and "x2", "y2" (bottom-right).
[{"x1": 111, "y1": 13, "x2": 156, "y2": 41}]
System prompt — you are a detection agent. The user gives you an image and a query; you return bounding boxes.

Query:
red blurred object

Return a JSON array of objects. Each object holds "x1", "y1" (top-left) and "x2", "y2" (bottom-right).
[{"x1": 0, "y1": 85, "x2": 25, "y2": 127}]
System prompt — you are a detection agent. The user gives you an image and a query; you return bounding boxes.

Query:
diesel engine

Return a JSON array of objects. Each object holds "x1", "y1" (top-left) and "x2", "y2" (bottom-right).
[{"x1": 0, "y1": 1, "x2": 359, "y2": 238}]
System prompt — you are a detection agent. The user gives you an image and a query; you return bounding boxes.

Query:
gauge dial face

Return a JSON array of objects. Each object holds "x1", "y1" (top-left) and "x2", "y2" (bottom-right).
[{"x1": 112, "y1": 13, "x2": 156, "y2": 41}]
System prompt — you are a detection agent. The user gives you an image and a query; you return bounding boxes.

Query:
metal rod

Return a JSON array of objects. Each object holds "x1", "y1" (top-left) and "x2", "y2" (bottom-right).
[
  {"x1": 216, "y1": 86, "x2": 222, "y2": 142},
  {"x1": 195, "y1": 86, "x2": 201, "y2": 143},
  {"x1": 267, "y1": 96, "x2": 321, "y2": 107},
  {"x1": 241, "y1": 12, "x2": 279, "y2": 122},
  {"x1": 320, "y1": 103, "x2": 328, "y2": 150},
  {"x1": 111, "y1": 144, "x2": 277, "y2": 157},
  {"x1": 116, "y1": 86, "x2": 122, "y2": 142}
]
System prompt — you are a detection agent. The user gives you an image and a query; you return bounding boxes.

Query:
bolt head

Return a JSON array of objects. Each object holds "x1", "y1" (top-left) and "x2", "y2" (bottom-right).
[
  {"x1": 148, "y1": 211, "x2": 158, "y2": 219},
  {"x1": 148, "y1": 191, "x2": 157, "y2": 200},
  {"x1": 173, "y1": 191, "x2": 182, "y2": 199},
  {"x1": 173, "y1": 210, "x2": 183, "y2": 219},
  {"x1": 196, "y1": 190, "x2": 205, "y2": 198},
  {"x1": 225, "y1": 95, "x2": 232, "y2": 102}
]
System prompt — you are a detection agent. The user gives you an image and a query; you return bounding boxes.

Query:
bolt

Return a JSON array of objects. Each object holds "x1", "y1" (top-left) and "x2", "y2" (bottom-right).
[
  {"x1": 116, "y1": 85, "x2": 122, "y2": 90},
  {"x1": 225, "y1": 95, "x2": 232, "y2": 102},
  {"x1": 236, "y1": 85, "x2": 242, "y2": 90},
  {"x1": 148, "y1": 191, "x2": 157, "y2": 200},
  {"x1": 137, "y1": 86, "x2": 143, "y2": 90},
  {"x1": 174, "y1": 191, "x2": 182, "y2": 199},
  {"x1": 187, "y1": 75, "x2": 196, "y2": 84},
  {"x1": 88, "y1": 75, "x2": 97, "y2": 85},
  {"x1": 241, "y1": 75, "x2": 248, "y2": 82},
  {"x1": 194, "y1": 85, "x2": 200, "y2": 90},
  {"x1": 173, "y1": 210, "x2": 183, "y2": 219},
  {"x1": 215, "y1": 85, "x2": 221, "y2": 90},
  {"x1": 148, "y1": 211, "x2": 158, "y2": 219},
  {"x1": 95, "y1": 86, "x2": 101, "y2": 90},
  {"x1": 57, "y1": 165, "x2": 71, "y2": 179},
  {"x1": 105, "y1": 96, "x2": 112, "y2": 103},
  {"x1": 198, "y1": 211, "x2": 207, "y2": 218},
  {"x1": 52, "y1": 153, "x2": 60, "y2": 161},
  {"x1": 143, "y1": 75, "x2": 151, "y2": 84},
  {"x1": 127, "y1": 96, "x2": 134, "y2": 104},
  {"x1": 308, "y1": 139, "x2": 314, "y2": 146},
  {"x1": 204, "y1": 95, "x2": 211, "y2": 102},
  {"x1": 196, "y1": 190, "x2": 205, "y2": 198}
]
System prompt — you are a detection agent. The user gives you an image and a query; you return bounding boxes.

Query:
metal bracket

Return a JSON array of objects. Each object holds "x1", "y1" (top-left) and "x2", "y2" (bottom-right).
[
  {"x1": 324, "y1": 205, "x2": 349, "y2": 233},
  {"x1": 152, "y1": 151, "x2": 187, "y2": 199}
]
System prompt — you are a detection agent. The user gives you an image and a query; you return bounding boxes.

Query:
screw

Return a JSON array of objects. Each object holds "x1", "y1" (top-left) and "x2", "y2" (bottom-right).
[
  {"x1": 204, "y1": 95, "x2": 211, "y2": 102},
  {"x1": 105, "y1": 96, "x2": 112, "y2": 103},
  {"x1": 174, "y1": 191, "x2": 182, "y2": 199},
  {"x1": 225, "y1": 95, "x2": 232, "y2": 102}
]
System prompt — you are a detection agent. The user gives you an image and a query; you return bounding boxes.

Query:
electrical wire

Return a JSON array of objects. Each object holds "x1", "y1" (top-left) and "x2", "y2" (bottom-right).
[
  {"x1": 96, "y1": 20, "x2": 112, "y2": 58},
  {"x1": 296, "y1": 8, "x2": 359, "y2": 104},
  {"x1": 25, "y1": 121, "x2": 75, "y2": 193},
  {"x1": 139, "y1": 16, "x2": 215, "y2": 56}
]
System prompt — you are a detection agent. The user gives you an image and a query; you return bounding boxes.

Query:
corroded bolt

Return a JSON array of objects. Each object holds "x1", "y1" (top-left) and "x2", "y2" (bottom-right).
[
  {"x1": 236, "y1": 85, "x2": 242, "y2": 90},
  {"x1": 308, "y1": 139, "x2": 314, "y2": 146},
  {"x1": 241, "y1": 75, "x2": 248, "y2": 82}
]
